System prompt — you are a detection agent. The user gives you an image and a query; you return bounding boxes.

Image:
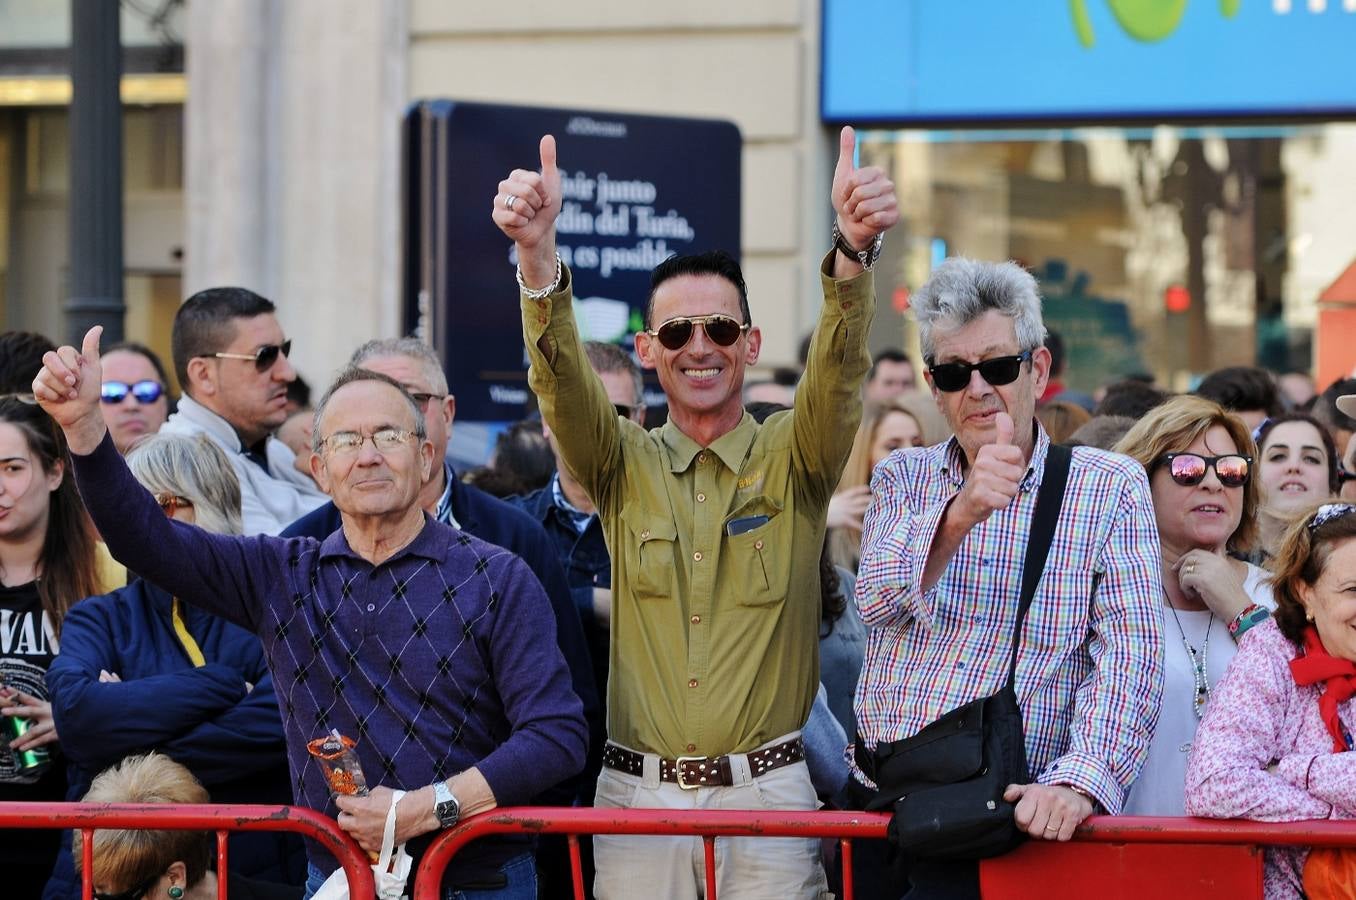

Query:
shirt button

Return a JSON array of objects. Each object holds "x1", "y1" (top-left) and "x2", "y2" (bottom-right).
[
  {"x1": 754, "y1": 539, "x2": 764, "y2": 551},
  {"x1": 691, "y1": 614, "x2": 701, "y2": 624},
  {"x1": 640, "y1": 530, "x2": 650, "y2": 540},
  {"x1": 696, "y1": 492, "x2": 706, "y2": 503},
  {"x1": 693, "y1": 551, "x2": 703, "y2": 562},
  {"x1": 688, "y1": 678, "x2": 699, "y2": 688},
  {"x1": 367, "y1": 603, "x2": 376, "y2": 612},
  {"x1": 698, "y1": 452, "x2": 708, "y2": 463},
  {"x1": 687, "y1": 743, "x2": 697, "y2": 752}
]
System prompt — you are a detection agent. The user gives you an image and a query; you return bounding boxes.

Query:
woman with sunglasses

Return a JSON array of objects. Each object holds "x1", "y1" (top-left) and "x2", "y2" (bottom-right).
[
  {"x1": 1112, "y1": 395, "x2": 1274, "y2": 815},
  {"x1": 1252, "y1": 413, "x2": 1340, "y2": 566},
  {"x1": 100, "y1": 343, "x2": 172, "y2": 455},
  {"x1": 76, "y1": 752, "x2": 296, "y2": 900},
  {"x1": 1186, "y1": 503, "x2": 1356, "y2": 899},
  {"x1": 43, "y1": 432, "x2": 297, "y2": 900},
  {"x1": 0, "y1": 396, "x2": 106, "y2": 897}
]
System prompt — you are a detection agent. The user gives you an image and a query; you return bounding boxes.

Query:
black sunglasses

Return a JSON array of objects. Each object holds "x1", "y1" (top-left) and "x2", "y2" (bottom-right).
[
  {"x1": 101, "y1": 380, "x2": 164, "y2": 405},
  {"x1": 647, "y1": 314, "x2": 748, "y2": 351},
  {"x1": 93, "y1": 870, "x2": 161, "y2": 900},
  {"x1": 1158, "y1": 452, "x2": 1252, "y2": 488},
  {"x1": 927, "y1": 350, "x2": 1034, "y2": 393},
  {"x1": 211, "y1": 339, "x2": 292, "y2": 372},
  {"x1": 1338, "y1": 463, "x2": 1356, "y2": 486}
]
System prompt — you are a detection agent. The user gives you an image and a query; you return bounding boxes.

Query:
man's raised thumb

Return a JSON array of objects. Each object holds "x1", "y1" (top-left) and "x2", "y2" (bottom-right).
[
  {"x1": 834, "y1": 125, "x2": 856, "y2": 183},
  {"x1": 994, "y1": 411, "x2": 1014, "y2": 446},
  {"x1": 539, "y1": 134, "x2": 557, "y2": 176},
  {"x1": 80, "y1": 325, "x2": 103, "y2": 365}
]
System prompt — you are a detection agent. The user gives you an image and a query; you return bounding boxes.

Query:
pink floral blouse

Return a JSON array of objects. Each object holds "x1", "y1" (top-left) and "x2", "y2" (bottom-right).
[{"x1": 1185, "y1": 619, "x2": 1356, "y2": 899}]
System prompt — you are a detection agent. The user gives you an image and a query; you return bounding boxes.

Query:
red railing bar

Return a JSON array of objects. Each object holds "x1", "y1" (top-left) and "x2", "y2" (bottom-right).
[
  {"x1": 568, "y1": 833, "x2": 584, "y2": 900},
  {"x1": 81, "y1": 826, "x2": 93, "y2": 900},
  {"x1": 841, "y1": 838, "x2": 855, "y2": 900},
  {"x1": 0, "y1": 802, "x2": 373, "y2": 898},
  {"x1": 1073, "y1": 816, "x2": 1356, "y2": 847},
  {"x1": 216, "y1": 830, "x2": 228, "y2": 900}
]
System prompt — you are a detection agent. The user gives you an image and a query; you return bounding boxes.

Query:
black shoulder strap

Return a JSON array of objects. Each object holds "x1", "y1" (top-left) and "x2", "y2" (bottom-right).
[{"x1": 1005, "y1": 442, "x2": 1072, "y2": 688}]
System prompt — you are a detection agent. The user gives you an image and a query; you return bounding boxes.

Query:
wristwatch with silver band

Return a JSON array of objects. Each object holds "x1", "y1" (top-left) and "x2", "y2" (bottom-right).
[{"x1": 432, "y1": 780, "x2": 461, "y2": 828}]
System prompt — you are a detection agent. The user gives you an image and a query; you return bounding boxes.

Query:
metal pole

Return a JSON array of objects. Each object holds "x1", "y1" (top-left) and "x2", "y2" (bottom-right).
[{"x1": 66, "y1": 0, "x2": 125, "y2": 344}]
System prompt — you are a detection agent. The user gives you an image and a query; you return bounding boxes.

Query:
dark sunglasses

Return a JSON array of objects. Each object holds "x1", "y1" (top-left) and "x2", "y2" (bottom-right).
[
  {"x1": 927, "y1": 350, "x2": 1034, "y2": 393},
  {"x1": 647, "y1": 314, "x2": 748, "y2": 351},
  {"x1": 101, "y1": 380, "x2": 164, "y2": 405},
  {"x1": 1338, "y1": 464, "x2": 1356, "y2": 487},
  {"x1": 211, "y1": 339, "x2": 292, "y2": 371},
  {"x1": 1158, "y1": 452, "x2": 1252, "y2": 488},
  {"x1": 93, "y1": 871, "x2": 161, "y2": 900}
]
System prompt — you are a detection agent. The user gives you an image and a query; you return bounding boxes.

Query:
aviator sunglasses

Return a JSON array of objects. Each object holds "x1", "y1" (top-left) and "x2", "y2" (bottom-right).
[
  {"x1": 211, "y1": 339, "x2": 292, "y2": 372},
  {"x1": 927, "y1": 350, "x2": 1034, "y2": 393},
  {"x1": 647, "y1": 314, "x2": 749, "y2": 351},
  {"x1": 100, "y1": 380, "x2": 164, "y2": 404},
  {"x1": 1157, "y1": 452, "x2": 1252, "y2": 488}
]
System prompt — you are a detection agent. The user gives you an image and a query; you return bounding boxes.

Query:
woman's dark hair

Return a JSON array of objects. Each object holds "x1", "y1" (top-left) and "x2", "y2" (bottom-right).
[
  {"x1": 1195, "y1": 366, "x2": 1284, "y2": 418},
  {"x1": 0, "y1": 397, "x2": 101, "y2": 637},
  {"x1": 1255, "y1": 412, "x2": 1340, "y2": 496},
  {"x1": 465, "y1": 419, "x2": 556, "y2": 498},
  {"x1": 1271, "y1": 504, "x2": 1356, "y2": 648}
]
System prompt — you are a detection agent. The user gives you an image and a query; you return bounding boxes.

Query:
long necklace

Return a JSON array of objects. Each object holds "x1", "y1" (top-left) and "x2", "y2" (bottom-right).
[{"x1": 1167, "y1": 597, "x2": 1214, "y2": 720}]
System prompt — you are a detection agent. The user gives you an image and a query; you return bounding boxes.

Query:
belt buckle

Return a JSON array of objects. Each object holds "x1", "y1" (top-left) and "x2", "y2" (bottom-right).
[{"x1": 674, "y1": 755, "x2": 707, "y2": 790}]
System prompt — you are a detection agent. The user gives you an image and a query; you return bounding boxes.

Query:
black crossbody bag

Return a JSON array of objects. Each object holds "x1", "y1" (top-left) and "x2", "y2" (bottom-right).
[{"x1": 856, "y1": 443, "x2": 1072, "y2": 860}]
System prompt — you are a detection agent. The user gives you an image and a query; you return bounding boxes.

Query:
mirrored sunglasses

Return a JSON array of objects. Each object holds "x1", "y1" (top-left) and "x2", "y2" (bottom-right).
[
  {"x1": 648, "y1": 314, "x2": 748, "y2": 351},
  {"x1": 100, "y1": 380, "x2": 164, "y2": 404},
  {"x1": 211, "y1": 339, "x2": 292, "y2": 372},
  {"x1": 1159, "y1": 452, "x2": 1252, "y2": 488},
  {"x1": 927, "y1": 350, "x2": 1034, "y2": 393}
]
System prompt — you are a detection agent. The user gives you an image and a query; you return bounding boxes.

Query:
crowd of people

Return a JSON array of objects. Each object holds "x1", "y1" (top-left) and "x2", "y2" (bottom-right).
[{"x1": 2, "y1": 125, "x2": 1355, "y2": 900}]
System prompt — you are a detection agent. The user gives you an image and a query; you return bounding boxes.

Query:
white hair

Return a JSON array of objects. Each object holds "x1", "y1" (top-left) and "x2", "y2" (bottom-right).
[{"x1": 911, "y1": 257, "x2": 1047, "y2": 362}]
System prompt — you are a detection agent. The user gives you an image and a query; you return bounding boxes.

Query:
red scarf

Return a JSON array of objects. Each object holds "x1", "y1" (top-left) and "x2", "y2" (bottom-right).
[{"x1": 1289, "y1": 626, "x2": 1356, "y2": 753}]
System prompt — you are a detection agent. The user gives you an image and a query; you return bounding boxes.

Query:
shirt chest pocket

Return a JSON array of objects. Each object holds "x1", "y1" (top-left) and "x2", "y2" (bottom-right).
[
  {"x1": 620, "y1": 506, "x2": 679, "y2": 600},
  {"x1": 725, "y1": 499, "x2": 791, "y2": 608}
]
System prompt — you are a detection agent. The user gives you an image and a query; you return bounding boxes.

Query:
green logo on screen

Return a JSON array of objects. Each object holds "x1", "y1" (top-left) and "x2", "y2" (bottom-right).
[{"x1": 1071, "y1": 0, "x2": 1240, "y2": 47}]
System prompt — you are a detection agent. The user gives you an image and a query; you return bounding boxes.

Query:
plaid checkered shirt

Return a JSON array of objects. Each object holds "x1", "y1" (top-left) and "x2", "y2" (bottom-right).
[{"x1": 852, "y1": 426, "x2": 1164, "y2": 813}]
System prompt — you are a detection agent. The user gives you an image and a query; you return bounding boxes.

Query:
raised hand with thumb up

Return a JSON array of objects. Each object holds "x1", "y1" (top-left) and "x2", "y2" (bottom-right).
[
  {"x1": 831, "y1": 125, "x2": 899, "y2": 276},
  {"x1": 31, "y1": 325, "x2": 108, "y2": 455},
  {"x1": 492, "y1": 134, "x2": 563, "y2": 289},
  {"x1": 954, "y1": 410, "x2": 1027, "y2": 527}
]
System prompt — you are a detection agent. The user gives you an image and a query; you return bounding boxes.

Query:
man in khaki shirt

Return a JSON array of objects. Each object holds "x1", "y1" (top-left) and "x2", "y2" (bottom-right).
[{"x1": 494, "y1": 127, "x2": 898, "y2": 899}]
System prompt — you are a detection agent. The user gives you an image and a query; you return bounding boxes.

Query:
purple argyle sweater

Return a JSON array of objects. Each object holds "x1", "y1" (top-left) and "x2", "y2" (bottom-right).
[{"x1": 72, "y1": 433, "x2": 587, "y2": 880}]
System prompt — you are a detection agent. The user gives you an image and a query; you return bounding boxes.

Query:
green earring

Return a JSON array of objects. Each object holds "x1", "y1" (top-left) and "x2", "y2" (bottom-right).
[{"x1": 168, "y1": 887, "x2": 184, "y2": 900}]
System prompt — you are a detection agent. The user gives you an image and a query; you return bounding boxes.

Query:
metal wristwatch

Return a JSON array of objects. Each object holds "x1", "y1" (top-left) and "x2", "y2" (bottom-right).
[
  {"x1": 432, "y1": 780, "x2": 461, "y2": 828},
  {"x1": 831, "y1": 221, "x2": 884, "y2": 270}
]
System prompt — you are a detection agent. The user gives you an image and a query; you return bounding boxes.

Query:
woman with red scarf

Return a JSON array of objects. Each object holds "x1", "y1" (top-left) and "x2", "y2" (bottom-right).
[{"x1": 1186, "y1": 502, "x2": 1356, "y2": 899}]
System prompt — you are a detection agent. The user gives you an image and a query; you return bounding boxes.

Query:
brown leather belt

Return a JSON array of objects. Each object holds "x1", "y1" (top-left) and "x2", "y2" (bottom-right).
[{"x1": 601, "y1": 738, "x2": 805, "y2": 790}]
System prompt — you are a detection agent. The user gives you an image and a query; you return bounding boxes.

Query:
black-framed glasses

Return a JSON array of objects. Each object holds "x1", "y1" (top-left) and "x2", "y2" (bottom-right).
[
  {"x1": 211, "y1": 339, "x2": 292, "y2": 371},
  {"x1": 101, "y1": 380, "x2": 164, "y2": 405},
  {"x1": 407, "y1": 391, "x2": 447, "y2": 407},
  {"x1": 927, "y1": 350, "x2": 1034, "y2": 393},
  {"x1": 647, "y1": 314, "x2": 749, "y2": 351},
  {"x1": 93, "y1": 870, "x2": 161, "y2": 900},
  {"x1": 1158, "y1": 452, "x2": 1252, "y2": 488}
]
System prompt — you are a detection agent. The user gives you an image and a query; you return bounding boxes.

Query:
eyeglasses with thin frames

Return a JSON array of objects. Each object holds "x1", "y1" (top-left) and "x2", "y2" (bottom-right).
[
  {"x1": 320, "y1": 427, "x2": 419, "y2": 457},
  {"x1": 211, "y1": 340, "x2": 292, "y2": 372}
]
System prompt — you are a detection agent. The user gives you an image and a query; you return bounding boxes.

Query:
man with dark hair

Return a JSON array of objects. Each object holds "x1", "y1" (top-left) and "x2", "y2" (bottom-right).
[
  {"x1": 864, "y1": 347, "x2": 916, "y2": 406},
  {"x1": 0, "y1": 330, "x2": 56, "y2": 393},
  {"x1": 1037, "y1": 329, "x2": 1094, "y2": 411},
  {"x1": 162, "y1": 287, "x2": 325, "y2": 534},
  {"x1": 35, "y1": 343, "x2": 588, "y2": 899},
  {"x1": 1095, "y1": 379, "x2": 1171, "y2": 420},
  {"x1": 1193, "y1": 365, "x2": 1283, "y2": 431},
  {"x1": 494, "y1": 127, "x2": 898, "y2": 898}
]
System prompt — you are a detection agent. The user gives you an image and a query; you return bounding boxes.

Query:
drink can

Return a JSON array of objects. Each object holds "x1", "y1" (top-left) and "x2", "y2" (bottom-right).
[{"x1": 3, "y1": 715, "x2": 51, "y2": 773}]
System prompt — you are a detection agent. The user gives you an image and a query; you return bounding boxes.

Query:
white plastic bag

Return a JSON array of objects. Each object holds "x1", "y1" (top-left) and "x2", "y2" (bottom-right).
[{"x1": 312, "y1": 789, "x2": 413, "y2": 900}]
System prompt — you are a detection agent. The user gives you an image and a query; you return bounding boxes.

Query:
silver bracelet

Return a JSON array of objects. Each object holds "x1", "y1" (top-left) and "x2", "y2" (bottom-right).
[{"x1": 517, "y1": 253, "x2": 563, "y2": 300}]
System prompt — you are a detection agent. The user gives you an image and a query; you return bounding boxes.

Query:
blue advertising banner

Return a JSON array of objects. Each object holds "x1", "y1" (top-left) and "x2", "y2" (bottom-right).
[
  {"x1": 823, "y1": 1, "x2": 1356, "y2": 123},
  {"x1": 403, "y1": 101, "x2": 741, "y2": 422}
]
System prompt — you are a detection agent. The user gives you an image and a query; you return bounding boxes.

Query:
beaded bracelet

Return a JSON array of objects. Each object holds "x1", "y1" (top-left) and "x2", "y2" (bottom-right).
[
  {"x1": 517, "y1": 253, "x2": 564, "y2": 300},
  {"x1": 1228, "y1": 603, "x2": 1271, "y2": 640}
]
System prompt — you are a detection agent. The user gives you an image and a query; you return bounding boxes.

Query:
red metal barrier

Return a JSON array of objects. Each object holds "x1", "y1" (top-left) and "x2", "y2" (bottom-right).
[
  {"x1": 413, "y1": 809, "x2": 1356, "y2": 900},
  {"x1": 0, "y1": 802, "x2": 373, "y2": 900},
  {"x1": 412, "y1": 807, "x2": 892, "y2": 900}
]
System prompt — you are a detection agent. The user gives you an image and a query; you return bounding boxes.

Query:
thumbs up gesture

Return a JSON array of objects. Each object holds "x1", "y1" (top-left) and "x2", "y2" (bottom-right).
[
  {"x1": 32, "y1": 325, "x2": 109, "y2": 454},
  {"x1": 492, "y1": 134, "x2": 563, "y2": 287},
  {"x1": 831, "y1": 126, "x2": 899, "y2": 265},
  {"x1": 955, "y1": 411, "x2": 1027, "y2": 526}
]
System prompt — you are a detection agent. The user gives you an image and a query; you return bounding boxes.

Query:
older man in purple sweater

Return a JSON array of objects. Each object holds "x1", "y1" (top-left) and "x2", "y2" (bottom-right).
[{"x1": 35, "y1": 331, "x2": 587, "y2": 899}]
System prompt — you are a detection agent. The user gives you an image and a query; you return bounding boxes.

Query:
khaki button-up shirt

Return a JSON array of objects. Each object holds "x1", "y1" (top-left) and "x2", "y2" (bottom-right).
[{"x1": 522, "y1": 252, "x2": 874, "y2": 757}]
